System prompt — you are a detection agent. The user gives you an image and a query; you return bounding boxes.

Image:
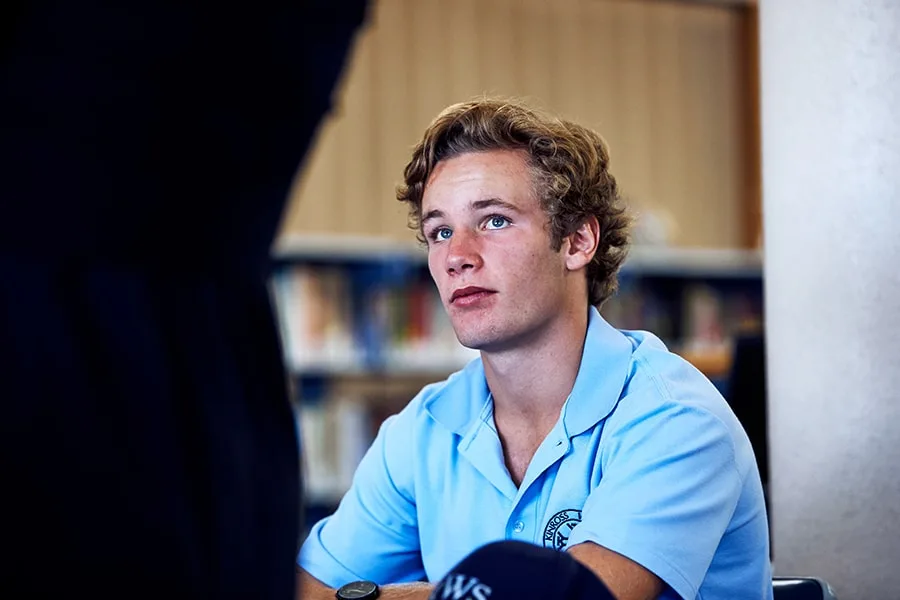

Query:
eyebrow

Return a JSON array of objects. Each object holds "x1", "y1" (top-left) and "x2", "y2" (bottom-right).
[
  {"x1": 421, "y1": 208, "x2": 444, "y2": 225},
  {"x1": 472, "y1": 198, "x2": 520, "y2": 213},
  {"x1": 421, "y1": 197, "x2": 520, "y2": 225}
]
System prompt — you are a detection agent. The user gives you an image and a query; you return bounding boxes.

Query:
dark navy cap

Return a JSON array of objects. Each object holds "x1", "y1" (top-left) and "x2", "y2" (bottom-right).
[{"x1": 429, "y1": 541, "x2": 616, "y2": 600}]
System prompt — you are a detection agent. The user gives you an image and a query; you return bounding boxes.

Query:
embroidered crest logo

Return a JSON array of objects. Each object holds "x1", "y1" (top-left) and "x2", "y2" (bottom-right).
[{"x1": 542, "y1": 508, "x2": 582, "y2": 549}]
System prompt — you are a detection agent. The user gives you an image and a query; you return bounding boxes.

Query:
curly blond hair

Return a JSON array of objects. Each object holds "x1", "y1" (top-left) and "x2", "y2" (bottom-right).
[{"x1": 397, "y1": 97, "x2": 630, "y2": 307}]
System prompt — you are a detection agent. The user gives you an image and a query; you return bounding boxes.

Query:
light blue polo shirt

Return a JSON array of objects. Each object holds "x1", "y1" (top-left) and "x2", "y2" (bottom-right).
[{"x1": 299, "y1": 307, "x2": 772, "y2": 600}]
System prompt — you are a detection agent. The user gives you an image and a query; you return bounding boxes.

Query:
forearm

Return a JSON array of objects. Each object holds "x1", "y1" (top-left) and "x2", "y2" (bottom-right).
[
  {"x1": 380, "y1": 582, "x2": 433, "y2": 599},
  {"x1": 297, "y1": 568, "x2": 433, "y2": 600}
]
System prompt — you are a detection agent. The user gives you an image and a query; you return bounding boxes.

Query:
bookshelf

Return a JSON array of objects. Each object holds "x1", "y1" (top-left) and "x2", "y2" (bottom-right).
[{"x1": 270, "y1": 234, "x2": 764, "y2": 509}]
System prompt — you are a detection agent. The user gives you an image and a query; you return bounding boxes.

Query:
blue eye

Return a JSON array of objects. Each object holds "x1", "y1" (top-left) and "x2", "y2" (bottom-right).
[
  {"x1": 431, "y1": 227, "x2": 452, "y2": 242},
  {"x1": 485, "y1": 216, "x2": 510, "y2": 230}
]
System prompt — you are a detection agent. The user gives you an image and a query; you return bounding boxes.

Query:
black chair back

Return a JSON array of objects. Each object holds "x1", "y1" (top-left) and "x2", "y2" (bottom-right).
[{"x1": 773, "y1": 577, "x2": 838, "y2": 600}]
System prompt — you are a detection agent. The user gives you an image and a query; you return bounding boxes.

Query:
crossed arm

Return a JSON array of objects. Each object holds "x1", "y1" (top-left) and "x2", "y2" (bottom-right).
[
  {"x1": 567, "y1": 541, "x2": 664, "y2": 600},
  {"x1": 296, "y1": 543, "x2": 663, "y2": 600},
  {"x1": 296, "y1": 568, "x2": 432, "y2": 600}
]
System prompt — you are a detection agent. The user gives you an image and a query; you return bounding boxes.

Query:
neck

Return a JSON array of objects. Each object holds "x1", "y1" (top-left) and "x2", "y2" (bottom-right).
[{"x1": 482, "y1": 304, "x2": 590, "y2": 429}]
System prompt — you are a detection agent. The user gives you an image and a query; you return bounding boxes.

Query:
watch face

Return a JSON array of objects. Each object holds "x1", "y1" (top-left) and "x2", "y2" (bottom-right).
[{"x1": 337, "y1": 580, "x2": 378, "y2": 600}]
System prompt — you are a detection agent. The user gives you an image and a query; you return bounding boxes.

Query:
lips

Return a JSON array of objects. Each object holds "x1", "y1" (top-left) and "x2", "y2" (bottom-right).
[{"x1": 450, "y1": 286, "x2": 496, "y2": 304}]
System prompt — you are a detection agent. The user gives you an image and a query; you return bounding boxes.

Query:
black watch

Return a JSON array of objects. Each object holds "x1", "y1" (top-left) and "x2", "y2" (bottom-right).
[{"x1": 335, "y1": 580, "x2": 380, "y2": 600}]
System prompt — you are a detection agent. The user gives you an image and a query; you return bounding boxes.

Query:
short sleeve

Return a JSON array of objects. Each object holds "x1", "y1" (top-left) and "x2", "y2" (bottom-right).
[
  {"x1": 298, "y1": 404, "x2": 425, "y2": 587},
  {"x1": 566, "y1": 397, "x2": 743, "y2": 600}
]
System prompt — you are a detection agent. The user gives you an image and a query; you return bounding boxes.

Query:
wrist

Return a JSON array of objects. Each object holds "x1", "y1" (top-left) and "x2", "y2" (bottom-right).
[{"x1": 335, "y1": 580, "x2": 380, "y2": 600}]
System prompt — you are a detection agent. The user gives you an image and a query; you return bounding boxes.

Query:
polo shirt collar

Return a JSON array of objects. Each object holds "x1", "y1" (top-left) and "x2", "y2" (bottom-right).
[
  {"x1": 560, "y1": 306, "x2": 634, "y2": 438},
  {"x1": 424, "y1": 359, "x2": 491, "y2": 437},
  {"x1": 423, "y1": 306, "x2": 634, "y2": 439}
]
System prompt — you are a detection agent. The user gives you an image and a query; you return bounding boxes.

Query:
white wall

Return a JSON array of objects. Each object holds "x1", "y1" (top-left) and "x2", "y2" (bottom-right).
[{"x1": 761, "y1": 1, "x2": 900, "y2": 597}]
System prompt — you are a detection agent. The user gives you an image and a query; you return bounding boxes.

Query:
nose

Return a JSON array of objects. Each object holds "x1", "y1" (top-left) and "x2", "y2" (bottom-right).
[{"x1": 445, "y1": 230, "x2": 483, "y2": 275}]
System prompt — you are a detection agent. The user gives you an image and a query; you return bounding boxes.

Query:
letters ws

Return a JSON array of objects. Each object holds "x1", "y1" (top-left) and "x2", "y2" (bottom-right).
[{"x1": 436, "y1": 574, "x2": 492, "y2": 600}]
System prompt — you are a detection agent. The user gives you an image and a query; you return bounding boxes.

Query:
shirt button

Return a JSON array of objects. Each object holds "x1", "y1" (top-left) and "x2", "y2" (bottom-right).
[{"x1": 513, "y1": 520, "x2": 525, "y2": 533}]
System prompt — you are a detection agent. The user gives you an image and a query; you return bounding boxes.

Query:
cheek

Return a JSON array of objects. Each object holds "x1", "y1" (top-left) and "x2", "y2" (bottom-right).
[{"x1": 514, "y1": 250, "x2": 564, "y2": 289}]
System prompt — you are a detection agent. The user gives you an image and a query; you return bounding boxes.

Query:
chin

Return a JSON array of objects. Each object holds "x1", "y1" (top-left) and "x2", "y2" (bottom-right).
[
  {"x1": 454, "y1": 333, "x2": 488, "y2": 351},
  {"x1": 454, "y1": 326, "x2": 512, "y2": 353},
  {"x1": 453, "y1": 327, "x2": 494, "y2": 351},
  {"x1": 453, "y1": 314, "x2": 548, "y2": 353}
]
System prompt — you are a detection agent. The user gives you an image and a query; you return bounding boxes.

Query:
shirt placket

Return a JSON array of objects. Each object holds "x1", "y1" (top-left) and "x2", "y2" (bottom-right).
[{"x1": 504, "y1": 423, "x2": 572, "y2": 544}]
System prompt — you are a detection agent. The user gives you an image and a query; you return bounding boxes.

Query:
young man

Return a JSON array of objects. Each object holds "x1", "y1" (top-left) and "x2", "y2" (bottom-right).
[{"x1": 297, "y1": 98, "x2": 772, "y2": 600}]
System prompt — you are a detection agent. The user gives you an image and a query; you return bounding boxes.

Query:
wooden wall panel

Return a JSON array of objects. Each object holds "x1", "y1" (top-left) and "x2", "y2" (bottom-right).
[
  {"x1": 337, "y1": 29, "x2": 377, "y2": 237},
  {"x1": 479, "y1": 1, "x2": 521, "y2": 97},
  {"x1": 647, "y1": 2, "x2": 689, "y2": 240},
  {"x1": 278, "y1": 0, "x2": 752, "y2": 249},
  {"x1": 282, "y1": 113, "x2": 341, "y2": 234},
  {"x1": 740, "y1": 5, "x2": 762, "y2": 247}
]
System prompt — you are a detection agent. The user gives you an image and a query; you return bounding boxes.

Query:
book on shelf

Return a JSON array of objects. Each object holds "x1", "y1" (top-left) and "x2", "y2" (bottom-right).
[
  {"x1": 270, "y1": 264, "x2": 477, "y2": 375},
  {"x1": 272, "y1": 265, "x2": 359, "y2": 371},
  {"x1": 603, "y1": 279, "x2": 763, "y2": 379},
  {"x1": 600, "y1": 277, "x2": 677, "y2": 342},
  {"x1": 295, "y1": 393, "x2": 372, "y2": 506}
]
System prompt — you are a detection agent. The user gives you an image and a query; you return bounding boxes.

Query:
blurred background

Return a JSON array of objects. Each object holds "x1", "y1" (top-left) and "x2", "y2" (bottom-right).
[
  {"x1": 267, "y1": 0, "x2": 769, "y2": 532},
  {"x1": 4, "y1": 0, "x2": 896, "y2": 597}
]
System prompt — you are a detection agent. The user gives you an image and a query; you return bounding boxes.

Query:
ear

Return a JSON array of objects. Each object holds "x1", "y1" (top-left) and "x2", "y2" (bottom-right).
[{"x1": 563, "y1": 215, "x2": 600, "y2": 272}]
